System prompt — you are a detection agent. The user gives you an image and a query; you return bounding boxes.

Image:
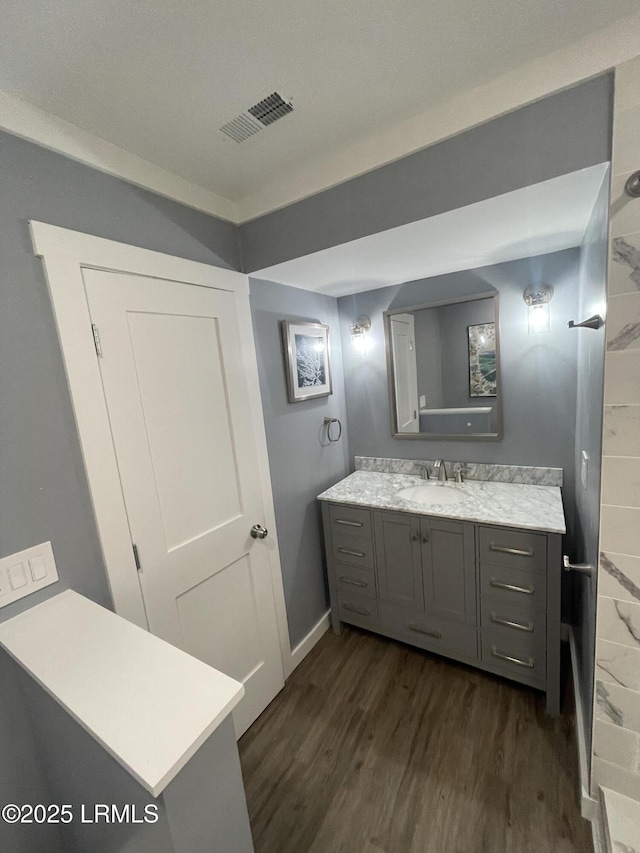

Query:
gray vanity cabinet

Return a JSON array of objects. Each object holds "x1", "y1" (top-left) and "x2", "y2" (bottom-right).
[
  {"x1": 374, "y1": 511, "x2": 423, "y2": 609},
  {"x1": 422, "y1": 518, "x2": 476, "y2": 625},
  {"x1": 321, "y1": 500, "x2": 562, "y2": 715},
  {"x1": 374, "y1": 511, "x2": 478, "y2": 664},
  {"x1": 374, "y1": 512, "x2": 476, "y2": 622},
  {"x1": 476, "y1": 525, "x2": 561, "y2": 712},
  {"x1": 325, "y1": 503, "x2": 379, "y2": 632}
]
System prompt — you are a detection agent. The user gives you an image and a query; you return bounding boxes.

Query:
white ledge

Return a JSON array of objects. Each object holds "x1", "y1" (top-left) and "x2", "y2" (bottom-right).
[
  {"x1": 0, "y1": 591, "x2": 244, "y2": 796},
  {"x1": 419, "y1": 407, "x2": 492, "y2": 415},
  {"x1": 601, "y1": 787, "x2": 640, "y2": 853}
]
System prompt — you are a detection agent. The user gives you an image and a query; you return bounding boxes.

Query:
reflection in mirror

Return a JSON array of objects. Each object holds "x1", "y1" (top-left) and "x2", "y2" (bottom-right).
[{"x1": 385, "y1": 293, "x2": 501, "y2": 440}]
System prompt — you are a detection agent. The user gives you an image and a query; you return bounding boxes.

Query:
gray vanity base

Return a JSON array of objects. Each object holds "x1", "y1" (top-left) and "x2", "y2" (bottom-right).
[{"x1": 321, "y1": 501, "x2": 561, "y2": 716}]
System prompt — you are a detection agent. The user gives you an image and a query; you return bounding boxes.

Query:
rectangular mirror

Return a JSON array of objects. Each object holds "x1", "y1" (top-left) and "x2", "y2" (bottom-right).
[{"x1": 384, "y1": 292, "x2": 502, "y2": 440}]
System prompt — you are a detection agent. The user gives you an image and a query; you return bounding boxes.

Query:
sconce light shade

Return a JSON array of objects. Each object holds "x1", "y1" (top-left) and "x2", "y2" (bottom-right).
[
  {"x1": 523, "y1": 283, "x2": 554, "y2": 335},
  {"x1": 527, "y1": 302, "x2": 550, "y2": 334},
  {"x1": 349, "y1": 315, "x2": 371, "y2": 354}
]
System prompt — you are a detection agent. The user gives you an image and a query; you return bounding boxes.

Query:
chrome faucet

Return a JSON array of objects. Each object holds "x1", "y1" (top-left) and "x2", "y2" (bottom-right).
[
  {"x1": 433, "y1": 459, "x2": 448, "y2": 482},
  {"x1": 416, "y1": 464, "x2": 430, "y2": 480},
  {"x1": 454, "y1": 466, "x2": 469, "y2": 484}
]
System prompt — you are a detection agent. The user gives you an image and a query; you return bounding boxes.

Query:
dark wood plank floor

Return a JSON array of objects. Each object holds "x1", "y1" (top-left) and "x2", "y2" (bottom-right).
[{"x1": 239, "y1": 626, "x2": 593, "y2": 853}]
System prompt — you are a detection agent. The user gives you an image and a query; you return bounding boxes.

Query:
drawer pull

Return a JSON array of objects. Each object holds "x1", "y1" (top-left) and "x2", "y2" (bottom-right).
[
  {"x1": 491, "y1": 646, "x2": 534, "y2": 668},
  {"x1": 489, "y1": 544, "x2": 534, "y2": 557},
  {"x1": 337, "y1": 547, "x2": 366, "y2": 558},
  {"x1": 490, "y1": 613, "x2": 534, "y2": 633},
  {"x1": 343, "y1": 603, "x2": 370, "y2": 616},
  {"x1": 490, "y1": 578, "x2": 534, "y2": 595},
  {"x1": 408, "y1": 624, "x2": 442, "y2": 639},
  {"x1": 335, "y1": 519, "x2": 364, "y2": 528},
  {"x1": 339, "y1": 576, "x2": 368, "y2": 588}
]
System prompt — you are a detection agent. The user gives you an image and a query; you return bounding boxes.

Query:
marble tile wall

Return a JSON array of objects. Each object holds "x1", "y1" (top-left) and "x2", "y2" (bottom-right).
[{"x1": 592, "y1": 54, "x2": 640, "y2": 806}]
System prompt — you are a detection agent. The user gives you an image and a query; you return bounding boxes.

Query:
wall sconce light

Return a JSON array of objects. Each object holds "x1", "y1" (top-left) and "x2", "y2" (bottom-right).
[
  {"x1": 523, "y1": 283, "x2": 554, "y2": 335},
  {"x1": 349, "y1": 315, "x2": 371, "y2": 354}
]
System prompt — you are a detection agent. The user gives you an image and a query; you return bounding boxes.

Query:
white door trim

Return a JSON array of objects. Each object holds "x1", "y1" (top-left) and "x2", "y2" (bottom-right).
[{"x1": 30, "y1": 221, "x2": 292, "y2": 669}]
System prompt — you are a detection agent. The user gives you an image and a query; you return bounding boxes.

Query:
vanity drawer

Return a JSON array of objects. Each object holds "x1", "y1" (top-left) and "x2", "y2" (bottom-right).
[
  {"x1": 478, "y1": 526, "x2": 547, "y2": 572},
  {"x1": 479, "y1": 562, "x2": 547, "y2": 612},
  {"x1": 480, "y1": 629, "x2": 546, "y2": 687},
  {"x1": 480, "y1": 597, "x2": 546, "y2": 645},
  {"x1": 332, "y1": 529, "x2": 375, "y2": 570},
  {"x1": 337, "y1": 592, "x2": 379, "y2": 631},
  {"x1": 329, "y1": 505, "x2": 373, "y2": 538},
  {"x1": 379, "y1": 602, "x2": 478, "y2": 661},
  {"x1": 335, "y1": 564, "x2": 376, "y2": 600}
]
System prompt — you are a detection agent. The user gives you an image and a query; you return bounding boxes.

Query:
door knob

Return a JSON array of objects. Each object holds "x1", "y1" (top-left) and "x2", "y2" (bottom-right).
[{"x1": 251, "y1": 524, "x2": 269, "y2": 540}]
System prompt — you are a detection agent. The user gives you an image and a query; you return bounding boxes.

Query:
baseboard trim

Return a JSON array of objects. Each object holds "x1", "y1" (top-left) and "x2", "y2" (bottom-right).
[
  {"x1": 567, "y1": 624, "x2": 599, "y2": 821},
  {"x1": 591, "y1": 801, "x2": 607, "y2": 853},
  {"x1": 285, "y1": 610, "x2": 331, "y2": 679}
]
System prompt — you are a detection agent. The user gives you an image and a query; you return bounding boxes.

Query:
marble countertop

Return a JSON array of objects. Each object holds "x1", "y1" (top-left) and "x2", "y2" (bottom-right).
[{"x1": 318, "y1": 471, "x2": 566, "y2": 534}]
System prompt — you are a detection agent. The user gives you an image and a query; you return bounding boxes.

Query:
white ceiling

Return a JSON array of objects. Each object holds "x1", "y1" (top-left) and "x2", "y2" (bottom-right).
[
  {"x1": 252, "y1": 164, "x2": 609, "y2": 296},
  {"x1": 0, "y1": 0, "x2": 635, "y2": 211}
]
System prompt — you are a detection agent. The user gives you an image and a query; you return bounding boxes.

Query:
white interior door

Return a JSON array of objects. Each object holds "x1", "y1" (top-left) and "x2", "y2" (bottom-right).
[
  {"x1": 390, "y1": 313, "x2": 419, "y2": 432},
  {"x1": 83, "y1": 267, "x2": 284, "y2": 736}
]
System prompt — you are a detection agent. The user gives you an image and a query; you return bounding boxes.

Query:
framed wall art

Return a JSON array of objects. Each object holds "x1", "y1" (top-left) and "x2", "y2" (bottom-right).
[{"x1": 281, "y1": 321, "x2": 332, "y2": 403}]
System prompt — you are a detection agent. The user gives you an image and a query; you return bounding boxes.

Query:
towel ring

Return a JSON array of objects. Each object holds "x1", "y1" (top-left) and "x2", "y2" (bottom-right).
[{"x1": 323, "y1": 417, "x2": 342, "y2": 443}]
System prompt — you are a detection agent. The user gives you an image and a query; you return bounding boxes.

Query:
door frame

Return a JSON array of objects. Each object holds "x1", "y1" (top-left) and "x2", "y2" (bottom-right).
[
  {"x1": 30, "y1": 220, "x2": 292, "y2": 671},
  {"x1": 389, "y1": 312, "x2": 419, "y2": 433}
]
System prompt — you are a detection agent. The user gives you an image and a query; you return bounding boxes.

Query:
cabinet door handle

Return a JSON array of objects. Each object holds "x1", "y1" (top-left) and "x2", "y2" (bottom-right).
[
  {"x1": 411, "y1": 533, "x2": 419, "y2": 542},
  {"x1": 563, "y1": 555, "x2": 595, "y2": 576},
  {"x1": 335, "y1": 519, "x2": 364, "y2": 527},
  {"x1": 422, "y1": 534, "x2": 429, "y2": 544},
  {"x1": 409, "y1": 624, "x2": 442, "y2": 639},
  {"x1": 489, "y1": 578, "x2": 534, "y2": 595},
  {"x1": 489, "y1": 544, "x2": 533, "y2": 557},
  {"x1": 490, "y1": 613, "x2": 534, "y2": 633},
  {"x1": 337, "y1": 547, "x2": 366, "y2": 558},
  {"x1": 343, "y1": 603, "x2": 370, "y2": 616},
  {"x1": 339, "y1": 576, "x2": 368, "y2": 588},
  {"x1": 490, "y1": 646, "x2": 534, "y2": 668}
]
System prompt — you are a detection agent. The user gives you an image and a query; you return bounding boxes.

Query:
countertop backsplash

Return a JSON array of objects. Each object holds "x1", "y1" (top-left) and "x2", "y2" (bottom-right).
[{"x1": 355, "y1": 456, "x2": 563, "y2": 487}]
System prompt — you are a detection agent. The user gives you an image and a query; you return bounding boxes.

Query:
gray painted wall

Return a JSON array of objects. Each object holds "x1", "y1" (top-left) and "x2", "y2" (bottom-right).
[
  {"x1": 337, "y1": 250, "x2": 580, "y2": 536},
  {"x1": 0, "y1": 128, "x2": 240, "y2": 625},
  {"x1": 572, "y1": 173, "x2": 609, "y2": 758},
  {"x1": 0, "y1": 129, "x2": 242, "y2": 853},
  {"x1": 0, "y1": 68, "x2": 615, "y2": 850},
  {"x1": 162, "y1": 715, "x2": 254, "y2": 853},
  {"x1": 414, "y1": 309, "x2": 443, "y2": 408},
  {"x1": 239, "y1": 74, "x2": 612, "y2": 272},
  {"x1": 249, "y1": 278, "x2": 349, "y2": 647},
  {"x1": 438, "y1": 299, "x2": 496, "y2": 412},
  {"x1": 0, "y1": 655, "x2": 63, "y2": 853},
  {"x1": 18, "y1": 667, "x2": 253, "y2": 853},
  {"x1": 411, "y1": 298, "x2": 497, "y2": 431}
]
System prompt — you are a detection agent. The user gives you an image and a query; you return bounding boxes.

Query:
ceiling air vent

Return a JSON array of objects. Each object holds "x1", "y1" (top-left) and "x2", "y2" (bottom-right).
[
  {"x1": 248, "y1": 92, "x2": 294, "y2": 126},
  {"x1": 220, "y1": 92, "x2": 294, "y2": 143}
]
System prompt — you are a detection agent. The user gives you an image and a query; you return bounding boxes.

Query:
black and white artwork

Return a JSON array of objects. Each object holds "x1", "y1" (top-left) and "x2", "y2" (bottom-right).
[
  {"x1": 282, "y1": 321, "x2": 332, "y2": 402},
  {"x1": 295, "y1": 334, "x2": 327, "y2": 387}
]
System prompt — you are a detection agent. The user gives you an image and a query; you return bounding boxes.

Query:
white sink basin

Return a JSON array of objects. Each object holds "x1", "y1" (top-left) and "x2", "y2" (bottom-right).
[{"x1": 396, "y1": 483, "x2": 466, "y2": 506}]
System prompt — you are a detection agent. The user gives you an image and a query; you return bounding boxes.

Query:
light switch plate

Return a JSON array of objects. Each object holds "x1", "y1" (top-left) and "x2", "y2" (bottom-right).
[
  {"x1": 8, "y1": 563, "x2": 28, "y2": 590},
  {"x1": 0, "y1": 542, "x2": 59, "y2": 608},
  {"x1": 581, "y1": 451, "x2": 589, "y2": 490}
]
